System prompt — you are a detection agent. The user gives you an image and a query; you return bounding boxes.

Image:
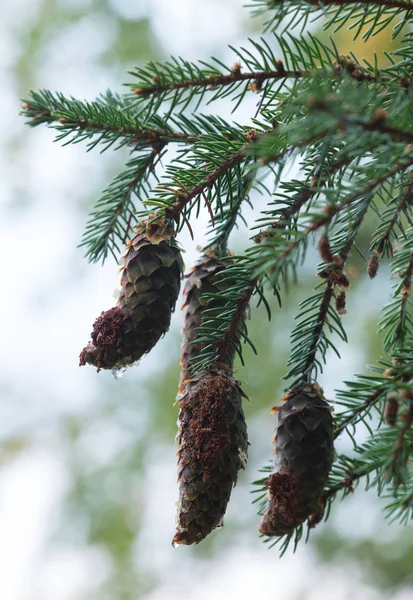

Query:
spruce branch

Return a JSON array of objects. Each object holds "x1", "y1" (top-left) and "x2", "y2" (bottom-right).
[
  {"x1": 392, "y1": 252, "x2": 413, "y2": 346},
  {"x1": 310, "y1": 155, "x2": 413, "y2": 230},
  {"x1": 191, "y1": 171, "x2": 318, "y2": 371},
  {"x1": 127, "y1": 34, "x2": 407, "y2": 118},
  {"x1": 194, "y1": 147, "x2": 372, "y2": 374},
  {"x1": 370, "y1": 182, "x2": 413, "y2": 256},
  {"x1": 379, "y1": 231, "x2": 413, "y2": 351},
  {"x1": 250, "y1": 0, "x2": 413, "y2": 40},
  {"x1": 21, "y1": 90, "x2": 198, "y2": 151},
  {"x1": 309, "y1": 98, "x2": 413, "y2": 145},
  {"x1": 286, "y1": 0, "x2": 413, "y2": 10},
  {"x1": 80, "y1": 149, "x2": 161, "y2": 263},
  {"x1": 252, "y1": 153, "x2": 354, "y2": 244},
  {"x1": 285, "y1": 196, "x2": 369, "y2": 385},
  {"x1": 346, "y1": 119, "x2": 413, "y2": 144},
  {"x1": 132, "y1": 65, "x2": 304, "y2": 97},
  {"x1": 131, "y1": 59, "x2": 379, "y2": 104},
  {"x1": 335, "y1": 387, "x2": 384, "y2": 438},
  {"x1": 385, "y1": 402, "x2": 413, "y2": 486},
  {"x1": 163, "y1": 141, "x2": 250, "y2": 222},
  {"x1": 335, "y1": 351, "x2": 413, "y2": 438},
  {"x1": 316, "y1": 459, "x2": 375, "y2": 519},
  {"x1": 204, "y1": 167, "x2": 256, "y2": 257}
]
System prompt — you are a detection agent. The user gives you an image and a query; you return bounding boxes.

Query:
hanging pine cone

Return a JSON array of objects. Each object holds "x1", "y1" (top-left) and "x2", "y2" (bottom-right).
[
  {"x1": 79, "y1": 217, "x2": 183, "y2": 371},
  {"x1": 179, "y1": 251, "x2": 241, "y2": 394},
  {"x1": 173, "y1": 367, "x2": 248, "y2": 545},
  {"x1": 258, "y1": 383, "x2": 334, "y2": 537}
]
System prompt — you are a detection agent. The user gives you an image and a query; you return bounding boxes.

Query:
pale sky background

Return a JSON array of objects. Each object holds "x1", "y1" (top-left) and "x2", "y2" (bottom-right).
[{"x1": 1, "y1": 1, "x2": 412, "y2": 599}]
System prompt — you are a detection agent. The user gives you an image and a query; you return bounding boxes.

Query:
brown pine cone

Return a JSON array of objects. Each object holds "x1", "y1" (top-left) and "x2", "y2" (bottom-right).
[
  {"x1": 173, "y1": 367, "x2": 248, "y2": 545},
  {"x1": 80, "y1": 217, "x2": 183, "y2": 371},
  {"x1": 259, "y1": 383, "x2": 334, "y2": 536},
  {"x1": 179, "y1": 251, "x2": 241, "y2": 394}
]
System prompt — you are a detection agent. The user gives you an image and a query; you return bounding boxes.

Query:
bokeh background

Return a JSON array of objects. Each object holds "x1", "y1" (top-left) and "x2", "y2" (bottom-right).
[{"x1": 1, "y1": 0, "x2": 413, "y2": 598}]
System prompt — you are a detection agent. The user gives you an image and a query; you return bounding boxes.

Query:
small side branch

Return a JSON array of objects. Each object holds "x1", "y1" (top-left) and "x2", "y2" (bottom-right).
[
  {"x1": 21, "y1": 92, "x2": 198, "y2": 148},
  {"x1": 394, "y1": 252, "x2": 413, "y2": 344},
  {"x1": 80, "y1": 149, "x2": 163, "y2": 263},
  {"x1": 371, "y1": 182, "x2": 413, "y2": 255},
  {"x1": 321, "y1": 468, "x2": 369, "y2": 504},
  {"x1": 133, "y1": 66, "x2": 305, "y2": 96},
  {"x1": 252, "y1": 154, "x2": 353, "y2": 244},
  {"x1": 216, "y1": 282, "x2": 257, "y2": 365},
  {"x1": 308, "y1": 156, "x2": 413, "y2": 247},
  {"x1": 22, "y1": 103, "x2": 197, "y2": 146},
  {"x1": 313, "y1": 0, "x2": 413, "y2": 10},
  {"x1": 385, "y1": 402, "x2": 413, "y2": 486},
  {"x1": 334, "y1": 389, "x2": 384, "y2": 438},
  {"x1": 350, "y1": 119, "x2": 413, "y2": 144},
  {"x1": 311, "y1": 102, "x2": 413, "y2": 145},
  {"x1": 195, "y1": 182, "x2": 314, "y2": 370},
  {"x1": 301, "y1": 281, "x2": 335, "y2": 381},
  {"x1": 266, "y1": 0, "x2": 413, "y2": 10},
  {"x1": 164, "y1": 143, "x2": 249, "y2": 221},
  {"x1": 131, "y1": 59, "x2": 388, "y2": 101}
]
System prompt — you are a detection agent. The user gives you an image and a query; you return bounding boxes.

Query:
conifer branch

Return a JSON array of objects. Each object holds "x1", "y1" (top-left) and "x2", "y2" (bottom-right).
[
  {"x1": 334, "y1": 388, "x2": 384, "y2": 438},
  {"x1": 205, "y1": 168, "x2": 255, "y2": 256},
  {"x1": 21, "y1": 91, "x2": 198, "y2": 150},
  {"x1": 251, "y1": 0, "x2": 413, "y2": 41},
  {"x1": 311, "y1": 100, "x2": 413, "y2": 145},
  {"x1": 335, "y1": 351, "x2": 413, "y2": 437},
  {"x1": 252, "y1": 154, "x2": 353, "y2": 244},
  {"x1": 199, "y1": 151, "x2": 365, "y2": 373},
  {"x1": 371, "y1": 182, "x2": 413, "y2": 255},
  {"x1": 386, "y1": 402, "x2": 413, "y2": 485},
  {"x1": 132, "y1": 66, "x2": 304, "y2": 96},
  {"x1": 311, "y1": 0, "x2": 413, "y2": 10},
  {"x1": 311, "y1": 156, "x2": 413, "y2": 230},
  {"x1": 286, "y1": 198, "x2": 369, "y2": 385},
  {"x1": 128, "y1": 36, "x2": 408, "y2": 119},
  {"x1": 348, "y1": 119, "x2": 413, "y2": 144},
  {"x1": 132, "y1": 62, "x2": 384, "y2": 99},
  {"x1": 80, "y1": 149, "x2": 161, "y2": 263},
  {"x1": 393, "y1": 252, "x2": 413, "y2": 345},
  {"x1": 300, "y1": 281, "x2": 335, "y2": 381},
  {"x1": 190, "y1": 180, "x2": 315, "y2": 370},
  {"x1": 163, "y1": 142, "x2": 250, "y2": 221},
  {"x1": 322, "y1": 467, "x2": 369, "y2": 502},
  {"x1": 379, "y1": 230, "x2": 413, "y2": 351},
  {"x1": 259, "y1": 0, "x2": 413, "y2": 9},
  {"x1": 215, "y1": 282, "x2": 256, "y2": 366}
]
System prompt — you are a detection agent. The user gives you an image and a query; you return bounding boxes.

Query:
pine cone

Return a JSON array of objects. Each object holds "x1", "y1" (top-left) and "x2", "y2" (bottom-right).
[
  {"x1": 179, "y1": 252, "x2": 240, "y2": 394},
  {"x1": 173, "y1": 368, "x2": 248, "y2": 545},
  {"x1": 259, "y1": 383, "x2": 334, "y2": 536},
  {"x1": 80, "y1": 217, "x2": 183, "y2": 371}
]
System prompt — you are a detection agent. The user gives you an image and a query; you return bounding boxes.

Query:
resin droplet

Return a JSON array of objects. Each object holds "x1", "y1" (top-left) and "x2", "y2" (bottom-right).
[{"x1": 112, "y1": 366, "x2": 127, "y2": 380}]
